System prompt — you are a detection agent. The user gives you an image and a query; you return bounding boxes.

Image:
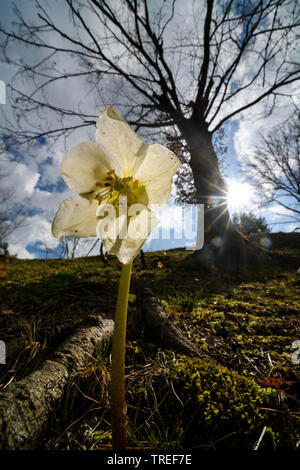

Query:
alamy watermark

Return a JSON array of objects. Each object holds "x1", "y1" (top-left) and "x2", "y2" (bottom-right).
[
  {"x1": 291, "y1": 340, "x2": 300, "y2": 365},
  {"x1": 0, "y1": 340, "x2": 6, "y2": 364},
  {"x1": 0, "y1": 80, "x2": 6, "y2": 104},
  {"x1": 96, "y1": 201, "x2": 204, "y2": 250}
]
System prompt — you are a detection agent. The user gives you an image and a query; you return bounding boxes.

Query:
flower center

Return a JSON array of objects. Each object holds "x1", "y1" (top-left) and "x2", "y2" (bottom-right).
[{"x1": 95, "y1": 170, "x2": 140, "y2": 207}]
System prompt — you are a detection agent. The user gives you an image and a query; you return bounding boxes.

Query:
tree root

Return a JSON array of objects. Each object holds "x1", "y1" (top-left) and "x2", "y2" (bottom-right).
[
  {"x1": 139, "y1": 288, "x2": 215, "y2": 363},
  {"x1": 0, "y1": 315, "x2": 114, "y2": 450}
]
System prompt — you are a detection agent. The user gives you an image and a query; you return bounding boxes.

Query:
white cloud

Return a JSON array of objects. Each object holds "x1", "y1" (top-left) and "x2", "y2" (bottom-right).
[
  {"x1": 1, "y1": 157, "x2": 40, "y2": 200},
  {"x1": 8, "y1": 244, "x2": 34, "y2": 259},
  {"x1": 284, "y1": 224, "x2": 298, "y2": 232},
  {"x1": 30, "y1": 187, "x2": 73, "y2": 214},
  {"x1": 268, "y1": 205, "x2": 294, "y2": 217},
  {"x1": 233, "y1": 102, "x2": 293, "y2": 161},
  {"x1": 7, "y1": 213, "x2": 60, "y2": 259},
  {"x1": 0, "y1": 142, "x2": 75, "y2": 257}
]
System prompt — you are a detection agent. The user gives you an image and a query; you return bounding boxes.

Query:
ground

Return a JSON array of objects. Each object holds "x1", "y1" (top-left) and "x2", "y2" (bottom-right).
[{"x1": 0, "y1": 232, "x2": 299, "y2": 450}]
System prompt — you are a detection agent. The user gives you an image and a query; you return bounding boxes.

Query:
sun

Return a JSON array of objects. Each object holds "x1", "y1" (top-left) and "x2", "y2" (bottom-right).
[{"x1": 226, "y1": 180, "x2": 254, "y2": 213}]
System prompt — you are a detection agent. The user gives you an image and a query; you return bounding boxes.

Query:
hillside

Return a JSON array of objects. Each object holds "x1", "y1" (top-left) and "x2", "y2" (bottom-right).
[{"x1": 0, "y1": 233, "x2": 299, "y2": 450}]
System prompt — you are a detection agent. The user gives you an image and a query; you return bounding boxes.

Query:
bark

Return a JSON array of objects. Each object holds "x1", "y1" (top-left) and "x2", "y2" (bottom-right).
[
  {"x1": 140, "y1": 288, "x2": 215, "y2": 363},
  {"x1": 178, "y1": 117, "x2": 250, "y2": 270},
  {"x1": 183, "y1": 117, "x2": 230, "y2": 239},
  {"x1": 0, "y1": 315, "x2": 114, "y2": 450}
]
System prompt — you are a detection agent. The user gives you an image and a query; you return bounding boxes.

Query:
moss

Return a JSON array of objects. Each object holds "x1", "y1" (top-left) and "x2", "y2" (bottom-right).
[
  {"x1": 161, "y1": 299, "x2": 182, "y2": 320},
  {"x1": 126, "y1": 354, "x2": 276, "y2": 449}
]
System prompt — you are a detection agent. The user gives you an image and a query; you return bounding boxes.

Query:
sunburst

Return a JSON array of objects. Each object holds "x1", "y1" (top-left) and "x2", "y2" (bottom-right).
[{"x1": 226, "y1": 180, "x2": 254, "y2": 214}]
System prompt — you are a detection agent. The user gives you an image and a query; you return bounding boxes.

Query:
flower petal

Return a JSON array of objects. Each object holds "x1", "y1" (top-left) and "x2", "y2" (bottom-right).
[
  {"x1": 133, "y1": 143, "x2": 181, "y2": 208},
  {"x1": 61, "y1": 141, "x2": 121, "y2": 194},
  {"x1": 52, "y1": 195, "x2": 98, "y2": 239},
  {"x1": 98, "y1": 208, "x2": 159, "y2": 264},
  {"x1": 96, "y1": 107, "x2": 148, "y2": 177}
]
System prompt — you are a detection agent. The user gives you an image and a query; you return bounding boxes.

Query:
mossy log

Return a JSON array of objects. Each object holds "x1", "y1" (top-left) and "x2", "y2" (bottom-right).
[
  {"x1": 0, "y1": 316, "x2": 114, "y2": 450},
  {"x1": 140, "y1": 288, "x2": 215, "y2": 363}
]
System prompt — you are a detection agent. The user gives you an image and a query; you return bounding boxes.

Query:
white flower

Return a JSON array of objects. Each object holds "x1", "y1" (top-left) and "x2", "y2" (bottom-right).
[{"x1": 52, "y1": 106, "x2": 180, "y2": 264}]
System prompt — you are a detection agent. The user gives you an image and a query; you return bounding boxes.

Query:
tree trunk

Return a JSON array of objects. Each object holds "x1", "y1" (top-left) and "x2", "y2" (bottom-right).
[
  {"x1": 183, "y1": 118, "x2": 229, "y2": 236},
  {"x1": 179, "y1": 117, "x2": 249, "y2": 270}
]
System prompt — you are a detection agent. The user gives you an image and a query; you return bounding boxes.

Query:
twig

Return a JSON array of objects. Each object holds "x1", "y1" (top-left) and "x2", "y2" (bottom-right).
[{"x1": 253, "y1": 426, "x2": 267, "y2": 450}]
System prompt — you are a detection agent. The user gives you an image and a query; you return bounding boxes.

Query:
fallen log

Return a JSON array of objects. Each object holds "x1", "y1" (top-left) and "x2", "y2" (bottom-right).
[
  {"x1": 140, "y1": 288, "x2": 215, "y2": 363},
  {"x1": 0, "y1": 315, "x2": 114, "y2": 450}
]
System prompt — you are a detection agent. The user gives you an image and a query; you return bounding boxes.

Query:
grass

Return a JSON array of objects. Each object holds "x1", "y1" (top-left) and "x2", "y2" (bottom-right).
[{"x1": 0, "y1": 232, "x2": 299, "y2": 450}]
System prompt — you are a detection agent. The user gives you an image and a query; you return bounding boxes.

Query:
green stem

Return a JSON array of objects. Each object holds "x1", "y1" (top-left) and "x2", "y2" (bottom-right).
[{"x1": 111, "y1": 261, "x2": 132, "y2": 450}]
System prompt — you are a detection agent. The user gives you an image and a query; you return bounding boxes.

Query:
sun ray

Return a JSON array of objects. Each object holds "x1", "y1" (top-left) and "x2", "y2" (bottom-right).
[{"x1": 206, "y1": 205, "x2": 230, "y2": 232}]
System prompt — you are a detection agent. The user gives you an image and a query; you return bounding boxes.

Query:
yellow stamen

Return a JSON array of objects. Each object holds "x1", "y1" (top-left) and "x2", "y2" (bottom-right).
[{"x1": 94, "y1": 171, "x2": 142, "y2": 208}]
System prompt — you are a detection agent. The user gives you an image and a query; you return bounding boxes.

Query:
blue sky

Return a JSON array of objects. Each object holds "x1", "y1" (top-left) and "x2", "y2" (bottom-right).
[{"x1": 0, "y1": 0, "x2": 298, "y2": 259}]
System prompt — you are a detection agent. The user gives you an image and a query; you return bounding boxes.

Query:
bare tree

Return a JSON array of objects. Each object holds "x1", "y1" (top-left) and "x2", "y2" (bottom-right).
[
  {"x1": 1, "y1": 0, "x2": 299, "y2": 265},
  {"x1": 40, "y1": 234, "x2": 101, "y2": 259},
  {"x1": 245, "y1": 115, "x2": 300, "y2": 224},
  {"x1": 0, "y1": 167, "x2": 24, "y2": 253}
]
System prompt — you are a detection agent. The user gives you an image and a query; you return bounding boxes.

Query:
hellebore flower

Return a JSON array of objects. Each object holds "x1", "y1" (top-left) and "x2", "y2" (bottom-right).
[
  {"x1": 51, "y1": 107, "x2": 180, "y2": 450},
  {"x1": 52, "y1": 106, "x2": 180, "y2": 263}
]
